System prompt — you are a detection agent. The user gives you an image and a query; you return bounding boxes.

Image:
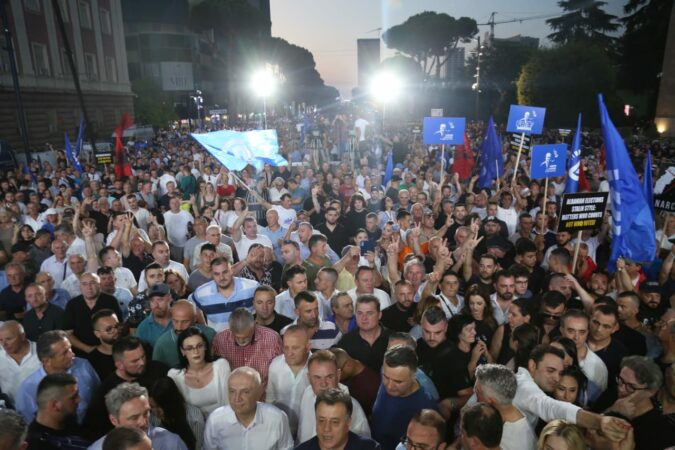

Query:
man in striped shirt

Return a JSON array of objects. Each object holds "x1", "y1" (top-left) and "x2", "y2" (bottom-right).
[
  {"x1": 280, "y1": 291, "x2": 341, "y2": 350},
  {"x1": 192, "y1": 257, "x2": 259, "y2": 332}
]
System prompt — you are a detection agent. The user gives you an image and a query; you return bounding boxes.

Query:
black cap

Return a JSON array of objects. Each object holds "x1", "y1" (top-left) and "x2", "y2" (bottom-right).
[
  {"x1": 484, "y1": 216, "x2": 499, "y2": 223},
  {"x1": 148, "y1": 283, "x2": 170, "y2": 297},
  {"x1": 640, "y1": 281, "x2": 661, "y2": 294},
  {"x1": 486, "y1": 235, "x2": 511, "y2": 252}
]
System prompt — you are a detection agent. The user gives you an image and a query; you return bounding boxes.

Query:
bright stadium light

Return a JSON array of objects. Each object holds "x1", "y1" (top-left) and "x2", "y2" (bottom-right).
[
  {"x1": 370, "y1": 71, "x2": 402, "y2": 103},
  {"x1": 250, "y1": 69, "x2": 276, "y2": 129}
]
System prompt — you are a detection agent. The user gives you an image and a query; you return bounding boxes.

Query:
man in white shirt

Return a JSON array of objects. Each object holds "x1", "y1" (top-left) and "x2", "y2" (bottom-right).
[
  {"x1": 266, "y1": 325, "x2": 311, "y2": 437},
  {"x1": 514, "y1": 344, "x2": 631, "y2": 441},
  {"x1": 296, "y1": 350, "x2": 370, "y2": 444},
  {"x1": 163, "y1": 197, "x2": 194, "y2": 262},
  {"x1": 232, "y1": 214, "x2": 273, "y2": 261},
  {"x1": 99, "y1": 247, "x2": 138, "y2": 295},
  {"x1": 22, "y1": 203, "x2": 45, "y2": 232},
  {"x1": 203, "y1": 367, "x2": 293, "y2": 450},
  {"x1": 474, "y1": 364, "x2": 536, "y2": 450},
  {"x1": 559, "y1": 309, "x2": 609, "y2": 394},
  {"x1": 272, "y1": 194, "x2": 297, "y2": 229},
  {"x1": 137, "y1": 241, "x2": 189, "y2": 292},
  {"x1": 61, "y1": 253, "x2": 87, "y2": 299},
  {"x1": 347, "y1": 266, "x2": 391, "y2": 310},
  {"x1": 0, "y1": 321, "x2": 40, "y2": 401},
  {"x1": 40, "y1": 240, "x2": 72, "y2": 289},
  {"x1": 126, "y1": 194, "x2": 152, "y2": 232}
]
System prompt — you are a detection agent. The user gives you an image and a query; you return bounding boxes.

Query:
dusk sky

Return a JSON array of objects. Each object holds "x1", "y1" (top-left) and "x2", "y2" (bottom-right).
[{"x1": 270, "y1": 0, "x2": 626, "y2": 98}]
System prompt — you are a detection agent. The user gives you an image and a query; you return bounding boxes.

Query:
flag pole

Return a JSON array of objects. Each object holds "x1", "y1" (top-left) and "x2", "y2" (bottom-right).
[
  {"x1": 571, "y1": 230, "x2": 583, "y2": 274},
  {"x1": 512, "y1": 132, "x2": 525, "y2": 184},
  {"x1": 541, "y1": 177, "x2": 549, "y2": 235},
  {"x1": 441, "y1": 145, "x2": 446, "y2": 174},
  {"x1": 495, "y1": 160, "x2": 500, "y2": 191}
]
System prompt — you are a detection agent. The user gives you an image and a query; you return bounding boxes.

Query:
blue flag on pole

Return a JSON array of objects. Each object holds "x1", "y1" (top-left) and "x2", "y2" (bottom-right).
[
  {"x1": 598, "y1": 94, "x2": 655, "y2": 271},
  {"x1": 75, "y1": 117, "x2": 84, "y2": 157},
  {"x1": 565, "y1": 113, "x2": 582, "y2": 193},
  {"x1": 23, "y1": 164, "x2": 36, "y2": 184},
  {"x1": 64, "y1": 132, "x2": 83, "y2": 173},
  {"x1": 383, "y1": 150, "x2": 393, "y2": 186},
  {"x1": 478, "y1": 117, "x2": 503, "y2": 189},
  {"x1": 643, "y1": 150, "x2": 655, "y2": 222},
  {"x1": 191, "y1": 129, "x2": 288, "y2": 172}
]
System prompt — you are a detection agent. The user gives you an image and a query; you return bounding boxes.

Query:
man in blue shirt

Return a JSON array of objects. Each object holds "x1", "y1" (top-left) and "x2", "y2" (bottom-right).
[
  {"x1": 15, "y1": 330, "x2": 100, "y2": 425},
  {"x1": 371, "y1": 346, "x2": 438, "y2": 450},
  {"x1": 135, "y1": 283, "x2": 172, "y2": 347}
]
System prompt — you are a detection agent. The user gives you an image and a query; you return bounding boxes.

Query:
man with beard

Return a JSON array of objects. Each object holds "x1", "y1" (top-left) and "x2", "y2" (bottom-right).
[
  {"x1": 542, "y1": 231, "x2": 574, "y2": 271},
  {"x1": 233, "y1": 243, "x2": 273, "y2": 286},
  {"x1": 466, "y1": 254, "x2": 498, "y2": 294},
  {"x1": 135, "y1": 284, "x2": 172, "y2": 348},
  {"x1": 614, "y1": 291, "x2": 648, "y2": 357},
  {"x1": 317, "y1": 207, "x2": 349, "y2": 255},
  {"x1": 491, "y1": 270, "x2": 516, "y2": 325},
  {"x1": 381, "y1": 280, "x2": 417, "y2": 332},
  {"x1": 280, "y1": 291, "x2": 341, "y2": 351},
  {"x1": 638, "y1": 281, "x2": 667, "y2": 328},
  {"x1": 87, "y1": 309, "x2": 121, "y2": 380},
  {"x1": 588, "y1": 304, "x2": 629, "y2": 405},
  {"x1": 25, "y1": 373, "x2": 91, "y2": 449}
]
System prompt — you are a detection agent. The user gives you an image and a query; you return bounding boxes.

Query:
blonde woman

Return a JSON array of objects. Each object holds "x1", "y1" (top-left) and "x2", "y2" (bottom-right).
[{"x1": 537, "y1": 420, "x2": 586, "y2": 450}]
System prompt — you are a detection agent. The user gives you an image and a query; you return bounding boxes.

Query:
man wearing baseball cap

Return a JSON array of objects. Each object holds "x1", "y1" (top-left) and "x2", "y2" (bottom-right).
[{"x1": 135, "y1": 283, "x2": 172, "y2": 347}]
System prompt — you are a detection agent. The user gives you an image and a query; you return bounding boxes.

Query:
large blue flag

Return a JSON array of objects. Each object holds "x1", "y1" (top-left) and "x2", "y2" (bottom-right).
[
  {"x1": 599, "y1": 94, "x2": 656, "y2": 270},
  {"x1": 565, "y1": 113, "x2": 582, "y2": 193},
  {"x1": 64, "y1": 132, "x2": 83, "y2": 173},
  {"x1": 643, "y1": 150, "x2": 655, "y2": 222},
  {"x1": 383, "y1": 150, "x2": 393, "y2": 186},
  {"x1": 478, "y1": 117, "x2": 503, "y2": 189},
  {"x1": 75, "y1": 117, "x2": 84, "y2": 157},
  {"x1": 191, "y1": 129, "x2": 288, "y2": 172}
]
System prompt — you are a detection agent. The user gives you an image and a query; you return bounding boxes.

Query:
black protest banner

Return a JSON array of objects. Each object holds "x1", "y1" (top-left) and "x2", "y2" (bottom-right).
[
  {"x1": 654, "y1": 192, "x2": 675, "y2": 213},
  {"x1": 510, "y1": 133, "x2": 531, "y2": 153},
  {"x1": 558, "y1": 192, "x2": 609, "y2": 232}
]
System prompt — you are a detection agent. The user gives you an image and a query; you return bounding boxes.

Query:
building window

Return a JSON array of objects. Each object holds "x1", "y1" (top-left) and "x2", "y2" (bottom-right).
[
  {"x1": 105, "y1": 57, "x2": 116, "y2": 82},
  {"x1": 78, "y1": 1, "x2": 92, "y2": 29},
  {"x1": 23, "y1": 0, "x2": 40, "y2": 13},
  {"x1": 31, "y1": 42, "x2": 50, "y2": 77},
  {"x1": 0, "y1": 36, "x2": 16, "y2": 73},
  {"x1": 99, "y1": 9, "x2": 111, "y2": 34},
  {"x1": 84, "y1": 53, "x2": 98, "y2": 80},
  {"x1": 60, "y1": 48, "x2": 72, "y2": 77}
]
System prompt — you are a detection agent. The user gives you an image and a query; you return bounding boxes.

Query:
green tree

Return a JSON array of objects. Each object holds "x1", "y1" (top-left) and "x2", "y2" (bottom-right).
[
  {"x1": 131, "y1": 79, "x2": 177, "y2": 128},
  {"x1": 546, "y1": 0, "x2": 618, "y2": 49},
  {"x1": 382, "y1": 12, "x2": 477, "y2": 78},
  {"x1": 517, "y1": 43, "x2": 617, "y2": 127},
  {"x1": 618, "y1": 0, "x2": 673, "y2": 116}
]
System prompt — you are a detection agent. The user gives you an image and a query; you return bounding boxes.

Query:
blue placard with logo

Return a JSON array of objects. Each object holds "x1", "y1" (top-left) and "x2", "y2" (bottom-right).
[
  {"x1": 506, "y1": 105, "x2": 546, "y2": 135},
  {"x1": 530, "y1": 144, "x2": 567, "y2": 179},
  {"x1": 423, "y1": 117, "x2": 465, "y2": 145}
]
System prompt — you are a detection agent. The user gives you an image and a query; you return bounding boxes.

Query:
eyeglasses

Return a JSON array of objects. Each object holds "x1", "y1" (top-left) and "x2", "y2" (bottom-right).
[
  {"x1": 615, "y1": 375, "x2": 648, "y2": 393},
  {"x1": 182, "y1": 343, "x2": 206, "y2": 353},
  {"x1": 96, "y1": 324, "x2": 120, "y2": 333},
  {"x1": 400, "y1": 436, "x2": 438, "y2": 450}
]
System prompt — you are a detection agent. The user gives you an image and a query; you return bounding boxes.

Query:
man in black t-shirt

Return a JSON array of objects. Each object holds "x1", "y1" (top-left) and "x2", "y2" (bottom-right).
[
  {"x1": 416, "y1": 307, "x2": 454, "y2": 401},
  {"x1": 253, "y1": 285, "x2": 292, "y2": 334},
  {"x1": 381, "y1": 280, "x2": 416, "y2": 332}
]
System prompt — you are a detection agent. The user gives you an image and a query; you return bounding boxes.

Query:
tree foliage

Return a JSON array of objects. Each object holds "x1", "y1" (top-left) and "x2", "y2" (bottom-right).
[
  {"x1": 517, "y1": 43, "x2": 617, "y2": 127},
  {"x1": 618, "y1": 0, "x2": 673, "y2": 114},
  {"x1": 382, "y1": 12, "x2": 477, "y2": 78},
  {"x1": 131, "y1": 79, "x2": 177, "y2": 128},
  {"x1": 546, "y1": 0, "x2": 618, "y2": 49}
]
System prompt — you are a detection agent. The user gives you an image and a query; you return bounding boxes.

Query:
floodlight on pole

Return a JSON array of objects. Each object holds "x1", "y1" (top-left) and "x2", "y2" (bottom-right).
[
  {"x1": 251, "y1": 70, "x2": 276, "y2": 129},
  {"x1": 370, "y1": 71, "x2": 402, "y2": 129}
]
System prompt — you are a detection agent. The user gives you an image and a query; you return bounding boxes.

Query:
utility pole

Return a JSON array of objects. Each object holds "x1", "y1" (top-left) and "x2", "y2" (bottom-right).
[{"x1": 1, "y1": 0, "x2": 32, "y2": 162}]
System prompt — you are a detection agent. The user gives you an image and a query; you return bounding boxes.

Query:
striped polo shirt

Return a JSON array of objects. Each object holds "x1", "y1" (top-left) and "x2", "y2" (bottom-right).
[
  {"x1": 280, "y1": 319, "x2": 342, "y2": 350},
  {"x1": 192, "y1": 277, "x2": 259, "y2": 332}
]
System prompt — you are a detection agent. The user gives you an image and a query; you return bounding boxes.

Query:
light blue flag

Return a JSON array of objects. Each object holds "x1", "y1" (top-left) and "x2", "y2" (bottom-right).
[
  {"x1": 478, "y1": 117, "x2": 503, "y2": 189},
  {"x1": 643, "y1": 150, "x2": 654, "y2": 222},
  {"x1": 383, "y1": 150, "x2": 393, "y2": 186},
  {"x1": 598, "y1": 94, "x2": 656, "y2": 271},
  {"x1": 75, "y1": 116, "x2": 84, "y2": 157},
  {"x1": 64, "y1": 132, "x2": 83, "y2": 173},
  {"x1": 565, "y1": 114, "x2": 582, "y2": 193},
  {"x1": 191, "y1": 129, "x2": 288, "y2": 172}
]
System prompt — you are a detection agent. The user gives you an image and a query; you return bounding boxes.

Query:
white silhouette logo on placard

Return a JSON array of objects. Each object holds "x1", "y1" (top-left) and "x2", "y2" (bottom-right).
[
  {"x1": 434, "y1": 122, "x2": 455, "y2": 141},
  {"x1": 516, "y1": 111, "x2": 535, "y2": 132},
  {"x1": 540, "y1": 149, "x2": 560, "y2": 173}
]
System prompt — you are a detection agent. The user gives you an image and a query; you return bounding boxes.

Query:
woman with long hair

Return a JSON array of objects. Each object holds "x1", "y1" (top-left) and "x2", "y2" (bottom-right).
[
  {"x1": 509, "y1": 323, "x2": 540, "y2": 371},
  {"x1": 198, "y1": 183, "x2": 218, "y2": 211},
  {"x1": 554, "y1": 365, "x2": 587, "y2": 407},
  {"x1": 377, "y1": 197, "x2": 396, "y2": 229},
  {"x1": 165, "y1": 269, "x2": 190, "y2": 298},
  {"x1": 490, "y1": 298, "x2": 533, "y2": 364},
  {"x1": 462, "y1": 285, "x2": 498, "y2": 346},
  {"x1": 13, "y1": 224, "x2": 35, "y2": 246},
  {"x1": 537, "y1": 420, "x2": 586, "y2": 450},
  {"x1": 168, "y1": 326, "x2": 230, "y2": 417},
  {"x1": 344, "y1": 193, "x2": 368, "y2": 236},
  {"x1": 148, "y1": 377, "x2": 203, "y2": 450}
]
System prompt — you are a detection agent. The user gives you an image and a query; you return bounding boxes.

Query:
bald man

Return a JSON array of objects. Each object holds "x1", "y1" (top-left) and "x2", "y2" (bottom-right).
[
  {"x1": 203, "y1": 367, "x2": 293, "y2": 450},
  {"x1": 152, "y1": 300, "x2": 216, "y2": 368},
  {"x1": 0, "y1": 321, "x2": 40, "y2": 401}
]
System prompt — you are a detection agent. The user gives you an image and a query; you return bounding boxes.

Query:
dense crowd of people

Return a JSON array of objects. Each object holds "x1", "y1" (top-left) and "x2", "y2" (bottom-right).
[{"x1": 0, "y1": 110, "x2": 673, "y2": 450}]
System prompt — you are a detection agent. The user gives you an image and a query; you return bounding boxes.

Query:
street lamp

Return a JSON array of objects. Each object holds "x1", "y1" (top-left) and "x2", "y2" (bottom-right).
[
  {"x1": 370, "y1": 71, "x2": 402, "y2": 129},
  {"x1": 471, "y1": 36, "x2": 484, "y2": 120},
  {"x1": 190, "y1": 90, "x2": 204, "y2": 131},
  {"x1": 251, "y1": 70, "x2": 276, "y2": 129}
]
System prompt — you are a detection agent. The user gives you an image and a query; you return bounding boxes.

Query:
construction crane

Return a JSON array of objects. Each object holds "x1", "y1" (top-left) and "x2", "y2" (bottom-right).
[{"x1": 479, "y1": 11, "x2": 561, "y2": 43}]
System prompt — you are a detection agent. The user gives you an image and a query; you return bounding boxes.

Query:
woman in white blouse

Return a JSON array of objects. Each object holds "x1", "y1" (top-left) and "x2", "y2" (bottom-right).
[{"x1": 168, "y1": 326, "x2": 230, "y2": 417}]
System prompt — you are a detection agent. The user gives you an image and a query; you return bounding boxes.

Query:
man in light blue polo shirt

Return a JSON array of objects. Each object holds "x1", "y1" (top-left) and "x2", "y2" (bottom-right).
[
  {"x1": 191, "y1": 257, "x2": 259, "y2": 332},
  {"x1": 15, "y1": 330, "x2": 100, "y2": 425},
  {"x1": 135, "y1": 283, "x2": 173, "y2": 347}
]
